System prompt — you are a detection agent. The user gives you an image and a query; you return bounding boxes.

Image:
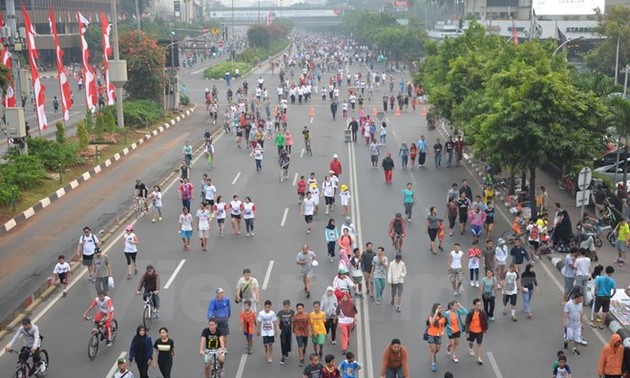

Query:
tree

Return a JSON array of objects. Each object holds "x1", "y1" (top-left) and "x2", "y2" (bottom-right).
[
  {"x1": 247, "y1": 25, "x2": 272, "y2": 49},
  {"x1": 119, "y1": 30, "x2": 166, "y2": 102},
  {"x1": 55, "y1": 121, "x2": 65, "y2": 144},
  {"x1": 604, "y1": 97, "x2": 630, "y2": 190},
  {"x1": 0, "y1": 64, "x2": 12, "y2": 94},
  {"x1": 77, "y1": 120, "x2": 89, "y2": 149},
  {"x1": 584, "y1": 6, "x2": 630, "y2": 78}
]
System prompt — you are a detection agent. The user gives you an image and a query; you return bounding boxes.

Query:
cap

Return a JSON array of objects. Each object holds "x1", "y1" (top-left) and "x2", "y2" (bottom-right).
[
  {"x1": 340, "y1": 184, "x2": 348, "y2": 191},
  {"x1": 497, "y1": 238, "x2": 505, "y2": 245},
  {"x1": 310, "y1": 183, "x2": 317, "y2": 188},
  {"x1": 395, "y1": 253, "x2": 402, "y2": 260},
  {"x1": 333, "y1": 154, "x2": 338, "y2": 158},
  {"x1": 216, "y1": 287, "x2": 225, "y2": 293},
  {"x1": 146, "y1": 264, "x2": 154, "y2": 270},
  {"x1": 21, "y1": 316, "x2": 31, "y2": 324},
  {"x1": 345, "y1": 216, "x2": 351, "y2": 223},
  {"x1": 125, "y1": 224, "x2": 133, "y2": 231},
  {"x1": 117, "y1": 357, "x2": 127, "y2": 364},
  {"x1": 329, "y1": 170, "x2": 335, "y2": 174}
]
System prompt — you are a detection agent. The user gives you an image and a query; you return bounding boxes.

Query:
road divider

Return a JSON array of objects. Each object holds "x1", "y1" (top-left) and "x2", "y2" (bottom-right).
[
  {"x1": 487, "y1": 352, "x2": 504, "y2": 378},
  {"x1": 292, "y1": 172, "x2": 298, "y2": 186},
  {"x1": 234, "y1": 353, "x2": 248, "y2": 378},
  {"x1": 232, "y1": 172, "x2": 241, "y2": 185},
  {"x1": 262, "y1": 260, "x2": 274, "y2": 290},
  {"x1": 280, "y1": 208, "x2": 289, "y2": 227},
  {"x1": 164, "y1": 259, "x2": 187, "y2": 289}
]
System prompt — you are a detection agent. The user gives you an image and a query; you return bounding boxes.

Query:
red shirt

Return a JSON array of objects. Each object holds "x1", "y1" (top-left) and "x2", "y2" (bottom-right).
[{"x1": 330, "y1": 160, "x2": 342, "y2": 176}]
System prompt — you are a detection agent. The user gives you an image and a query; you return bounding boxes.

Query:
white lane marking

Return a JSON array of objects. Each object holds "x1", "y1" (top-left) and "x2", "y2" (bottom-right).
[
  {"x1": 262, "y1": 260, "x2": 274, "y2": 290},
  {"x1": 164, "y1": 259, "x2": 186, "y2": 289},
  {"x1": 292, "y1": 172, "x2": 298, "y2": 186},
  {"x1": 300, "y1": 148, "x2": 305, "y2": 158},
  {"x1": 487, "y1": 352, "x2": 504, "y2": 378},
  {"x1": 234, "y1": 353, "x2": 248, "y2": 378},
  {"x1": 280, "y1": 208, "x2": 289, "y2": 227},
  {"x1": 0, "y1": 127, "x2": 228, "y2": 360},
  {"x1": 231, "y1": 172, "x2": 241, "y2": 185},
  {"x1": 105, "y1": 351, "x2": 127, "y2": 378}
]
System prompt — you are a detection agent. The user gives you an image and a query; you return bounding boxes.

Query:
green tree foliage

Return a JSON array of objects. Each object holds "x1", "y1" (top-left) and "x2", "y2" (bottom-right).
[
  {"x1": 247, "y1": 25, "x2": 272, "y2": 49},
  {"x1": 55, "y1": 121, "x2": 65, "y2": 144},
  {"x1": 27, "y1": 137, "x2": 83, "y2": 170},
  {"x1": 0, "y1": 153, "x2": 48, "y2": 190},
  {"x1": 343, "y1": 11, "x2": 425, "y2": 61},
  {"x1": 0, "y1": 63, "x2": 12, "y2": 94},
  {"x1": 119, "y1": 30, "x2": 166, "y2": 102},
  {"x1": 77, "y1": 120, "x2": 89, "y2": 149},
  {"x1": 422, "y1": 21, "x2": 608, "y2": 211},
  {"x1": 585, "y1": 6, "x2": 630, "y2": 78}
]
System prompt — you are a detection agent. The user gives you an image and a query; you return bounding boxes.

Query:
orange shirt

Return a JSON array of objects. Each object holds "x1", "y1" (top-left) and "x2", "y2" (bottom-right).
[
  {"x1": 427, "y1": 316, "x2": 445, "y2": 337},
  {"x1": 240, "y1": 310, "x2": 256, "y2": 334},
  {"x1": 469, "y1": 312, "x2": 482, "y2": 333},
  {"x1": 448, "y1": 311, "x2": 460, "y2": 334}
]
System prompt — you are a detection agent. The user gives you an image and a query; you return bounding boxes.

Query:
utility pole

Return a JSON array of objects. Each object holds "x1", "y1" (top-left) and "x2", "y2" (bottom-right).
[{"x1": 110, "y1": 0, "x2": 127, "y2": 129}]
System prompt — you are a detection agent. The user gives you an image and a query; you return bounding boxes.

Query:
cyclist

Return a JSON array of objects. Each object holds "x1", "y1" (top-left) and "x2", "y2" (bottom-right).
[
  {"x1": 82, "y1": 290, "x2": 115, "y2": 346},
  {"x1": 388, "y1": 213, "x2": 407, "y2": 252},
  {"x1": 136, "y1": 265, "x2": 161, "y2": 318},
  {"x1": 134, "y1": 179, "x2": 149, "y2": 213},
  {"x1": 4, "y1": 317, "x2": 44, "y2": 372},
  {"x1": 511, "y1": 211, "x2": 526, "y2": 240},
  {"x1": 278, "y1": 149, "x2": 290, "y2": 178},
  {"x1": 199, "y1": 318, "x2": 226, "y2": 378}
]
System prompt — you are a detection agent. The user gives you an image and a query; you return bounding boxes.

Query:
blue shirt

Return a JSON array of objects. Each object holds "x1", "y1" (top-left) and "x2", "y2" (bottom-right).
[
  {"x1": 402, "y1": 189, "x2": 414, "y2": 204},
  {"x1": 207, "y1": 297, "x2": 231, "y2": 320},
  {"x1": 417, "y1": 139, "x2": 427, "y2": 153},
  {"x1": 595, "y1": 275, "x2": 616, "y2": 297},
  {"x1": 339, "y1": 360, "x2": 362, "y2": 378}
]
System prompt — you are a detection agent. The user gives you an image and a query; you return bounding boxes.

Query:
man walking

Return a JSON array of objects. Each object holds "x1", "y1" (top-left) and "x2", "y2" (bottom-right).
[
  {"x1": 296, "y1": 245, "x2": 317, "y2": 298},
  {"x1": 372, "y1": 247, "x2": 389, "y2": 305},
  {"x1": 591, "y1": 266, "x2": 616, "y2": 330},
  {"x1": 207, "y1": 287, "x2": 231, "y2": 347},
  {"x1": 76, "y1": 226, "x2": 100, "y2": 282},
  {"x1": 387, "y1": 254, "x2": 407, "y2": 312},
  {"x1": 465, "y1": 298, "x2": 488, "y2": 366}
]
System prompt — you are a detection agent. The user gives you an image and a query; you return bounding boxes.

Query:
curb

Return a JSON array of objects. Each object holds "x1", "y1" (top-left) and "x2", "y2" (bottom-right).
[{"x1": 0, "y1": 105, "x2": 198, "y2": 236}]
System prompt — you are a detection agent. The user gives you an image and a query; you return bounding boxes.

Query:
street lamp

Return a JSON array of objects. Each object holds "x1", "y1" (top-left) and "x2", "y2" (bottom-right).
[{"x1": 552, "y1": 36, "x2": 583, "y2": 56}]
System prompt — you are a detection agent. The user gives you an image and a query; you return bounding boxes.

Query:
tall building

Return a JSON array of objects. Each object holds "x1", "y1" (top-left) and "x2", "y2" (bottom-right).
[{"x1": 463, "y1": 0, "x2": 629, "y2": 20}]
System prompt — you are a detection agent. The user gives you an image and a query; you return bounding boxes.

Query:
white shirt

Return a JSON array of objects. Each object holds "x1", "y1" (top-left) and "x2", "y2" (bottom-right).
[
  {"x1": 575, "y1": 256, "x2": 591, "y2": 276},
  {"x1": 340, "y1": 191, "x2": 350, "y2": 206},
  {"x1": 95, "y1": 296, "x2": 114, "y2": 314},
  {"x1": 230, "y1": 200, "x2": 242, "y2": 215},
  {"x1": 242, "y1": 202, "x2": 255, "y2": 219},
  {"x1": 151, "y1": 190, "x2": 162, "y2": 207},
  {"x1": 196, "y1": 209, "x2": 211, "y2": 230},
  {"x1": 79, "y1": 233, "x2": 99, "y2": 255},
  {"x1": 53, "y1": 262, "x2": 71, "y2": 275},
  {"x1": 322, "y1": 179, "x2": 335, "y2": 197},
  {"x1": 257, "y1": 310, "x2": 277, "y2": 337},
  {"x1": 123, "y1": 232, "x2": 138, "y2": 253},
  {"x1": 303, "y1": 198, "x2": 315, "y2": 216},
  {"x1": 310, "y1": 188, "x2": 320, "y2": 205},
  {"x1": 495, "y1": 245, "x2": 509, "y2": 264},
  {"x1": 114, "y1": 369, "x2": 134, "y2": 378},
  {"x1": 214, "y1": 202, "x2": 227, "y2": 220},
  {"x1": 450, "y1": 250, "x2": 463, "y2": 269},
  {"x1": 504, "y1": 271, "x2": 519, "y2": 295},
  {"x1": 179, "y1": 213, "x2": 193, "y2": 231},
  {"x1": 254, "y1": 147, "x2": 264, "y2": 160},
  {"x1": 204, "y1": 185, "x2": 216, "y2": 201},
  {"x1": 333, "y1": 275, "x2": 355, "y2": 292}
]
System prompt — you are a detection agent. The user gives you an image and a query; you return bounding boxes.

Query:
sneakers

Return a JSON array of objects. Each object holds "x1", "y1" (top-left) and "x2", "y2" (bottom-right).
[
  {"x1": 391, "y1": 300, "x2": 395, "y2": 306},
  {"x1": 511, "y1": 316, "x2": 518, "y2": 322},
  {"x1": 468, "y1": 348, "x2": 474, "y2": 356},
  {"x1": 470, "y1": 281, "x2": 475, "y2": 287},
  {"x1": 489, "y1": 317, "x2": 495, "y2": 322},
  {"x1": 395, "y1": 305, "x2": 401, "y2": 313},
  {"x1": 329, "y1": 256, "x2": 334, "y2": 262},
  {"x1": 526, "y1": 312, "x2": 532, "y2": 319},
  {"x1": 299, "y1": 360, "x2": 304, "y2": 367},
  {"x1": 577, "y1": 339, "x2": 588, "y2": 346},
  {"x1": 306, "y1": 291, "x2": 311, "y2": 298},
  {"x1": 246, "y1": 233, "x2": 250, "y2": 237},
  {"x1": 267, "y1": 358, "x2": 272, "y2": 363},
  {"x1": 155, "y1": 310, "x2": 160, "y2": 319},
  {"x1": 62, "y1": 290, "x2": 67, "y2": 297},
  {"x1": 452, "y1": 355, "x2": 459, "y2": 363},
  {"x1": 159, "y1": 217, "x2": 162, "y2": 221},
  {"x1": 502, "y1": 308, "x2": 507, "y2": 315},
  {"x1": 376, "y1": 300, "x2": 381, "y2": 305},
  {"x1": 280, "y1": 357, "x2": 285, "y2": 365},
  {"x1": 430, "y1": 362, "x2": 437, "y2": 372},
  {"x1": 106, "y1": 341, "x2": 112, "y2": 347},
  {"x1": 251, "y1": 232, "x2": 255, "y2": 236},
  {"x1": 474, "y1": 281, "x2": 480, "y2": 288},
  {"x1": 248, "y1": 348, "x2": 252, "y2": 355},
  {"x1": 572, "y1": 347, "x2": 580, "y2": 355},
  {"x1": 332, "y1": 340, "x2": 337, "y2": 345}
]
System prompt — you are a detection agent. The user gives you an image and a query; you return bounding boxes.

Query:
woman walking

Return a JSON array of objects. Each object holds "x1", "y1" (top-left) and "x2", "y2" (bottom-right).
[
  {"x1": 409, "y1": 143, "x2": 417, "y2": 169},
  {"x1": 479, "y1": 269, "x2": 499, "y2": 321},
  {"x1": 149, "y1": 185, "x2": 162, "y2": 223},
  {"x1": 253, "y1": 142, "x2": 264, "y2": 172},
  {"x1": 520, "y1": 263, "x2": 538, "y2": 318},
  {"x1": 399, "y1": 142, "x2": 409, "y2": 170},
  {"x1": 178, "y1": 207, "x2": 193, "y2": 251},
  {"x1": 213, "y1": 195, "x2": 227, "y2": 237},
  {"x1": 426, "y1": 206, "x2": 440, "y2": 254},
  {"x1": 153, "y1": 327, "x2": 175, "y2": 378},
  {"x1": 446, "y1": 198, "x2": 458, "y2": 237},
  {"x1": 444, "y1": 301, "x2": 467, "y2": 363},
  {"x1": 484, "y1": 201, "x2": 495, "y2": 241},
  {"x1": 426, "y1": 303, "x2": 445, "y2": 372},
  {"x1": 123, "y1": 224, "x2": 139, "y2": 279},
  {"x1": 324, "y1": 219, "x2": 339, "y2": 262},
  {"x1": 285, "y1": 130, "x2": 294, "y2": 154},
  {"x1": 229, "y1": 195, "x2": 243, "y2": 235},
  {"x1": 242, "y1": 196, "x2": 256, "y2": 237},
  {"x1": 321, "y1": 287, "x2": 338, "y2": 345},
  {"x1": 129, "y1": 326, "x2": 152, "y2": 378},
  {"x1": 336, "y1": 293, "x2": 357, "y2": 354},
  {"x1": 402, "y1": 183, "x2": 415, "y2": 222}
]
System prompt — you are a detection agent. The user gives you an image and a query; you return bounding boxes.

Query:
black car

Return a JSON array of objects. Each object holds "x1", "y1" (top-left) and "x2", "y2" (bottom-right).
[{"x1": 595, "y1": 149, "x2": 630, "y2": 168}]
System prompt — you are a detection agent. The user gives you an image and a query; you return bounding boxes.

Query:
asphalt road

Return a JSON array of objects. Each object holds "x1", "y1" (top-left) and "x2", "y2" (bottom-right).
[{"x1": 0, "y1": 61, "x2": 611, "y2": 378}]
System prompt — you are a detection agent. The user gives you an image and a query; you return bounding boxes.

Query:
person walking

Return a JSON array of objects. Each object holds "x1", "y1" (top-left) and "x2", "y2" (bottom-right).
[
  {"x1": 274, "y1": 131, "x2": 286, "y2": 155},
  {"x1": 479, "y1": 269, "x2": 499, "y2": 321},
  {"x1": 369, "y1": 140, "x2": 380, "y2": 168},
  {"x1": 76, "y1": 226, "x2": 100, "y2": 282},
  {"x1": 426, "y1": 206, "x2": 440, "y2": 254},
  {"x1": 465, "y1": 298, "x2": 489, "y2": 365},
  {"x1": 296, "y1": 245, "x2": 316, "y2": 298},
  {"x1": 444, "y1": 301, "x2": 468, "y2": 364},
  {"x1": 402, "y1": 183, "x2": 415, "y2": 222},
  {"x1": 598, "y1": 334, "x2": 624, "y2": 378},
  {"x1": 321, "y1": 287, "x2": 338, "y2": 346},
  {"x1": 253, "y1": 142, "x2": 264, "y2": 172},
  {"x1": 399, "y1": 142, "x2": 409, "y2": 170},
  {"x1": 277, "y1": 299, "x2": 295, "y2": 364},
  {"x1": 563, "y1": 292, "x2": 584, "y2": 356},
  {"x1": 433, "y1": 138, "x2": 443, "y2": 168},
  {"x1": 149, "y1": 185, "x2": 163, "y2": 223},
  {"x1": 179, "y1": 207, "x2": 193, "y2": 251},
  {"x1": 196, "y1": 202, "x2": 211, "y2": 252},
  {"x1": 207, "y1": 288, "x2": 232, "y2": 347},
  {"x1": 129, "y1": 326, "x2": 152, "y2": 378},
  {"x1": 502, "y1": 264, "x2": 520, "y2": 321},
  {"x1": 387, "y1": 254, "x2": 407, "y2": 312},
  {"x1": 382, "y1": 153, "x2": 395, "y2": 184},
  {"x1": 417, "y1": 135, "x2": 427, "y2": 167},
  {"x1": 520, "y1": 263, "x2": 539, "y2": 318},
  {"x1": 448, "y1": 243, "x2": 465, "y2": 297},
  {"x1": 325, "y1": 219, "x2": 340, "y2": 262},
  {"x1": 362, "y1": 243, "x2": 375, "y2": 300},
  {"x1": 380, "y1": 338, "x2": 410, "y2": 378},
  {"x1": 153, "y1": 327, "x2": 175, "y2": 378},
  {"x1": 372, "y1": 247, "x2": 389, "y2": 305},
  {"x1": 591, "y1": 265, "x2": 617, "y2": 329},
  {"x1": 426, "y1": 303, "x2": 446, "y2": 372},
  {"x1": 336, "y1": 292, "x2": 357, "y2": 354},
  {"x1": 236, "y1": 268, "x2": 260, "y2": 312},
  {"x1": 177, "y1": 178, "x2": 194, "y2": 212},
  {"x1": 242, "y1": 196, "x2": 256, "y2": 237},
  {"x1": 93, "y1": 247, "x2": 112, "y2": 294},
  {"x1": 123, "y1": 224, "x2": 139, "y2": 280}
]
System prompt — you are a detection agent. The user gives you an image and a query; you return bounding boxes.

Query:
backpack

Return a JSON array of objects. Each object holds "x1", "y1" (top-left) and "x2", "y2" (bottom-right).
[{"x1": 393, "y1": 219, "x2": 403, "y2": 234}]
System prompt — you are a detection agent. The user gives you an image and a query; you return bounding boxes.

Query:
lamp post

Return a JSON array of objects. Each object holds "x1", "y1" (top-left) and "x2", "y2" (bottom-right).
[
  {"x1": 552, "y1": 36, "x2": 583, "y2": 56},
  {"x1": 615, "y1": 35, "x2": 621, "y2": 86},
  {"x1": 614, "y1": 65, "x2": 630, "y2": 189},
  {"x1": 231, "y1": 0, "x2": 235, "y2": 70},
  {"x1": 110, "y1": 0, "x2": 127, "y2": 130}
]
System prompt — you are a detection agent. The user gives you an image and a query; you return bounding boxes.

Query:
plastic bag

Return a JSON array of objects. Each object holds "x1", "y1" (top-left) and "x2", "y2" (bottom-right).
[{"x1": 108, "y1": 276, "x2": 115, "y2": 289}]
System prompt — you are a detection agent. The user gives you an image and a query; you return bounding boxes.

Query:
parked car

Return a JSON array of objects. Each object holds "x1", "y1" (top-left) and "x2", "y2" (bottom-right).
[
  {"x1": 594, "y1": 157, "x2": 630, "y2": 182},
  {"x1": 594, "y1": 149, "x2": 630, "y2": 168}
]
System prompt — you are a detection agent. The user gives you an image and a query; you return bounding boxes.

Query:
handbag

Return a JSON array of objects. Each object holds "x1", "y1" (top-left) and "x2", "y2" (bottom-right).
[
  {"x1": 422, "y1": 325, "x2": 429, "y2": 341},
  {"x1": 235, "y1": 281, "x2": 251, "y2": 304}
]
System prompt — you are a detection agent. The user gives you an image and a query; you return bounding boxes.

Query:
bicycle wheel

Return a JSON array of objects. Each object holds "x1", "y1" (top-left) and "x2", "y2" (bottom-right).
[
  {"x1": 608, "y1": 230, "x2": 617, "y2": 247},
  {"x1": 111, "y1": 320, "x2": 119, "y2": 342},
  {"x1": 87, "y1": 332, "x2": 99, "y2": 360},
  {"x1": 557, "y1": 177, "x2": 567, "y2": 191},
  {"x1": 594, "y1": 236, "x2": 603, "y2": 248},
  {"x1": 143, "y1": 305, "x2": 153, "y2": 330},
  {"x1": 501, "y1": 230, "x2": 516, "y2": 244},
  {"x1": 14, "y1": 366, "x2": 26, "y2": 378},
  {"x1": 38, "y1": 349, "x2": 49, "y2": 376}
]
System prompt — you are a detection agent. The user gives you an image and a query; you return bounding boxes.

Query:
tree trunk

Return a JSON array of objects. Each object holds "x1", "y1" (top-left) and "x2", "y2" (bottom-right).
[
  {"x1": 509, "y1": 170, "x2": 516, "y2": 196},
  {"x1": 529, "y1": 166, "x2": 537, "y2": 218}
]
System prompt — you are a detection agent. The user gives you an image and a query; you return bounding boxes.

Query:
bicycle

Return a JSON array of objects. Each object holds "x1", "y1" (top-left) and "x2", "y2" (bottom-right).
[
  {"x1": 10, "y1": 348, "x2": 49, "y2": 378},
  {"x1": 391, "y1": 233, "x2": 403, "y2": 252},
  {"x1": 279, "y1": 164, "x2": 289, "y2": 182},
  {"x1": 557, "y1": 174, "x2": 576, "y2": 195},
  {"x1": 304, "y1": 139, "x2": 312, "y2": 157},
  {"x1": 500, "y1": 230, "x2": 527, "y2": 244},
  {"x1": 133, "y1": 196, "x2": 148, "y2": 218},
  {"x1": 142, "y1": 292, "x2": 158, "y2": 330},
  {"x1": 204, "y1": 349, "x2": 226, "y2": 378},
  {"x1": 85, "y1": 316, "x2": 119, "y2": 361}
]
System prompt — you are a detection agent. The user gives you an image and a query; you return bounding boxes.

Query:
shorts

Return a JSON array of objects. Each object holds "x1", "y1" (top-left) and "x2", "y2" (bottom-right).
[
  {"x1": 594, "y1": 296, "x2": 611, "y2": 313},
  {"x1": 216, "y1": 317, "x2": 230, "y2": 335},
  {"x1": 217, "y1": 218, "x2": 225, "y2": 224},
  {"x1": 449, "y1": 269, "x2": 463, "y2": 284},
  {"x1": 199, "y1": 229, "x2": 209, "y2": 238},
  {"x1": 180, "y1": 230, "x2": 192, "y2": 238},
  {"x1": 448, "y1": 331, "x2": 461, "y2": 340},
  {"x1": 205, "y1": 199, "x2": 215, "y2": 207},
  {"x1": 124, "y1": 252, "x2": 137, "y2": 265},
  {"x1": 616, "y1": 239, "x2": 628, "y2": 252},
  {"x1": 503, "y1": 293, "x2": 517, "y2": 306},
  {"x1": 204, "y1": 349, "x2": 224, "y2": 363},
  {"x1": 301, "y1": 270, "x2": 313, "y2": 279},
  {"x1": 459, "y1": 213, "x2": 468, "y2": 224},
  {"x1": 262, "y1": 336, "x2": 275, "y2": 345},
  {"x1": 82, "y1": 253, "x2": 94, "y2": 266},
  {"x1": 304, "y1": 215, "x2": 313, "y2": 224},
  {"x1": 352, "y1": 275, "x2": 363, "y2": 284},
  {"x1": 296, "y1": 336, "x2": 308, "y2": 348},
  {"x1": 565, "y1": 324, "x2": 581, "y2": 343},
  {"x1": 58, "y1": 272, "x2": 68, "y2": 283},
  {"x1": 471, "y1": 224, "x2": 482, "y2": 236},
  {"x1": 428, "y1": 228, "x2": 438, "y2": 241},
  {"x1": 391, "y1": 283, "x2": 403, "y2": 296},
  {"x1": 427, "y1": 335, "x2": 441, "y2": 345},
  {"x1": 325, "y1": 196, "x2": 334, "y2": 205},
  {"x1": 231, "y1": 214, "x2": 242, "y2": 220},
  {"x1": 563, "y1": 277, "x2": 575, "y2": 295},
  {"x1": 528, "y1": 240, "x2": 540, "y2": 249},
  {"x1": 311, "y1": 334, "x2": 325, "y2": 345},
  {"x1": 468, "y1": 331, "x2": 484, "y2": 344},
  {"x1": 371, "y1": 155, "x2": 378, "y2": 163}
]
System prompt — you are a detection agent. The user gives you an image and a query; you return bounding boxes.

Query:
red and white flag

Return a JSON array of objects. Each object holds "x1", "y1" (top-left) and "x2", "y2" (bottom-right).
[
  {"x1": 100, "y1": 11, "x2": 115, "y2": 106},
  {"x1": 22, "y1": 4, "x2": 47, "y2": 130},
  {"x1": 49, "y1": 7, "x2": 72, "y2": 120},
  {"x1": 78, "y1": 11, "x2": 97, "y2": 113},
  {"x1": 1, "y1": 47, "x2": 15, "y2": 107},
  {"x1": 511, "y1": 17, "x2": 519, "y2": 46}
]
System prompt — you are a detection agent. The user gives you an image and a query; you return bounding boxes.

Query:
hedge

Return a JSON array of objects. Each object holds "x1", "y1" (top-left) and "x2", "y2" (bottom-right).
[
  {"x1": 27, "y1": 137, "x2": 83, "y2": 170},
  {"x1": 123, "y1": 100, "x2": 163, "y2": 128},
  {"x1": 204, "y1": 62, "x2": 252, "y2": 80}
]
